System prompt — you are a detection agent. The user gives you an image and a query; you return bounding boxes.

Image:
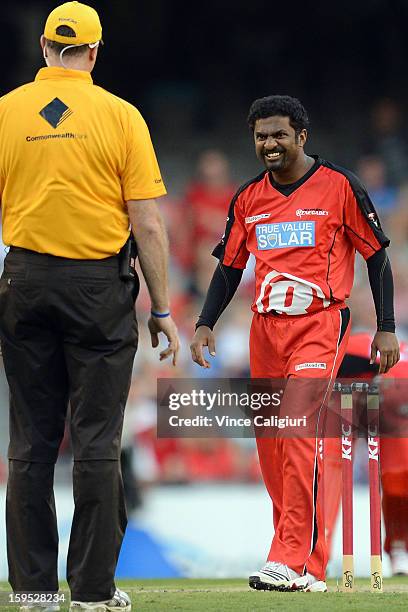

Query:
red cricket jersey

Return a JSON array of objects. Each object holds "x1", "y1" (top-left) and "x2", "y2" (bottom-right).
[{"x1": 213, "y1": 156, "x2": 389, "y2": 315}]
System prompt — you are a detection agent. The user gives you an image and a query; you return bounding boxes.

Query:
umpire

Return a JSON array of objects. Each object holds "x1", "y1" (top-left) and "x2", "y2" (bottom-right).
[{"x1": 0, "y1": 2, "x2": 179, "y2": 610}]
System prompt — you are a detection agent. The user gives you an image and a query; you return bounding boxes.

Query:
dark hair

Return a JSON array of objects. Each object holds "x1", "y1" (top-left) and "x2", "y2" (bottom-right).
[
  {"x1": 247, "y1": 95, "x2": 309, "y2": 134},
  {"x1": 45, "y1": 25, "x2": 88, "y2": 58}
]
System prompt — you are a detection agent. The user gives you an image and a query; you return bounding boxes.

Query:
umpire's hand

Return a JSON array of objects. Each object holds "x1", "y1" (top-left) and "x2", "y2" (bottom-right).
[
  {"x1": 190, "y1": 325, "x2": 216, "y2": 369},
  {"x1": 148, "y1": 315, "x2": 180, "y2": 366}
]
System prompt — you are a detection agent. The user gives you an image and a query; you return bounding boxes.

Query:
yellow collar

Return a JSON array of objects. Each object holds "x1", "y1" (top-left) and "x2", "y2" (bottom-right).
[{"x1": 35, "y1": 67, "x2": 93, "y2": 84}]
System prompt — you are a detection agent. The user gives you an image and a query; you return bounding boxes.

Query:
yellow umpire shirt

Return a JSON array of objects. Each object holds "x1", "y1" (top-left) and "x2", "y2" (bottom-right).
[{"x1": 0, "y1": 66, "x2": 167, "y2": 259}]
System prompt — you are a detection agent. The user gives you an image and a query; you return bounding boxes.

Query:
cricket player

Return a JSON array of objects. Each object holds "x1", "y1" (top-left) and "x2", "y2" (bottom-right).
[
  {"x1": 325, "y1": 333, "x2": 408, "y2": 575},
  {"x1": 190, "y1": 95, "x2": 399, "y2": 592}
]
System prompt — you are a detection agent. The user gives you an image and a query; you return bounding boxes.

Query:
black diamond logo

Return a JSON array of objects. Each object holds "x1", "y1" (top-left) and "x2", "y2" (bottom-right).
[{"x1": 39, "y1": 97, "x2": 73, "y2": 129}]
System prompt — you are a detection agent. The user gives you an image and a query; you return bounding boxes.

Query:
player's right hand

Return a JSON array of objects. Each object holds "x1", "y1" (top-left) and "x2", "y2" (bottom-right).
[
  {"x1": 370, "y1": 330, "x2": 400, "y2": 374},
  {"x1": 190, "y1": 325, "x2": 216, "y2": 368}
]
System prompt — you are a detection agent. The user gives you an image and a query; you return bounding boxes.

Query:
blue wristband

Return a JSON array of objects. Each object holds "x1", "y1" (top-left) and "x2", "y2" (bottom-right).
[{"x1": 151, "y1": 310, "x2": 170, "y2": 318}]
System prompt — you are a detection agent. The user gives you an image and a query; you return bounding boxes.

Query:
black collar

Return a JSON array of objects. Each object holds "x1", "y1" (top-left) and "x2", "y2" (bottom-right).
[{"x1": 269, "y1": 155, "x2": 321, "y2": 197}]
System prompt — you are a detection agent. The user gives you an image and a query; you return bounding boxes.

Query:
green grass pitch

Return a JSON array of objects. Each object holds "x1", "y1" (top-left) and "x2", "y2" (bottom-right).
[{"x1": 1, "y1": 578, "x2": 408, "y2": 611}]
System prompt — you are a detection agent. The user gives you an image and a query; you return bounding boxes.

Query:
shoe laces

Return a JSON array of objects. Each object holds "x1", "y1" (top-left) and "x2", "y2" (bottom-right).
[
  {"x1": 263, "y1": 561, "x2": 282, "y2": 571},
  {"x1": 108, "y1": 590, "x2": 130, "y2": 607}
]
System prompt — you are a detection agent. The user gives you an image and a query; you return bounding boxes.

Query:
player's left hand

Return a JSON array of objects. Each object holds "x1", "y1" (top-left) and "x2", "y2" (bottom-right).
[{"x1": 370, "y1": 331, "x2": 400, "y2": 374}]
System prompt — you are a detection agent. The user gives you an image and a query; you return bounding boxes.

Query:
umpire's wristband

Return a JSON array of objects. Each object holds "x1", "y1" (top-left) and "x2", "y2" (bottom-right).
[{"x1": 151, "y1": 310, "x2": 170, "y2": 318}]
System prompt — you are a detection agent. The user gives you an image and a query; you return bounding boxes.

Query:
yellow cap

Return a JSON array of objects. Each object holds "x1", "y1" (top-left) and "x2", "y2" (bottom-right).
[{"x1": 44, "y1": 1, "x2": 102, "y2": 46}]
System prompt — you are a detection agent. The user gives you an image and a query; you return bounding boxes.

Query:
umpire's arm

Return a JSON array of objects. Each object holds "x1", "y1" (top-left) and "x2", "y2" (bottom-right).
[{"x1": 127, "y1": 198, "x2": 180, "y2": 365}]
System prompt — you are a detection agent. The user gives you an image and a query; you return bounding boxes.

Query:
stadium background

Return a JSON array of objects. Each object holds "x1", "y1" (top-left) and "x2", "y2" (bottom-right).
[{"x1": 1, "y1": 0, "x2": 408, "y2": 580}]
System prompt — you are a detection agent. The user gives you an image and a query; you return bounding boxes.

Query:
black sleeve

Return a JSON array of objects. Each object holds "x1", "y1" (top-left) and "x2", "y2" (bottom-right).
[
  {"x1": 195, "y1": 263, "x2": 243, "y2": 331},
  {"x1": 366, "y1": 248, "x2": 396, "y2": 333}
]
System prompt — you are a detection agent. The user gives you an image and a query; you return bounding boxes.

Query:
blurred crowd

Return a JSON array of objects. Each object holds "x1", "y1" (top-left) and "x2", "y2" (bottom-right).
[{"x1": 2, "y1": 98, "x2": 408, "y2": 510}]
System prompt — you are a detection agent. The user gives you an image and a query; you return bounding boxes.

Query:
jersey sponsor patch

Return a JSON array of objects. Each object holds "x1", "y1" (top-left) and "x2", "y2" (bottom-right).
[
  {"x1": 245, "y1": 213, "x2": 271, "y2": 224},
  {"x1": 368, "y1": 212, "x2": 379, "y2": 228},
  {"x1": 256, "y1": 221, "x2": 315, "y2": 250},
  {"x1": 296, "y1": 208, "x2": 328, "y2": 217},
  {"x1": 295, "y1": 362, "x2": 327, "y2": 371}
]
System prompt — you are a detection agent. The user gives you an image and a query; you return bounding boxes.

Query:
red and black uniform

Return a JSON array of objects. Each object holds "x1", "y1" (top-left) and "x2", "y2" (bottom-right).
[
  {"x1": 213, "y1": 156, "x2": 389, "y2": 316},
  {"x1": 197, "y1": 156, "x2": 394, "y2": 580}
]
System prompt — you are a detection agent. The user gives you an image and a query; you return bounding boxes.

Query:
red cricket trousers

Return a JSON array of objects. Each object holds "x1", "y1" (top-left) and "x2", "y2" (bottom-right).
[{"x1": 250, "y1": 305, "x2": 350, "y2": 580}]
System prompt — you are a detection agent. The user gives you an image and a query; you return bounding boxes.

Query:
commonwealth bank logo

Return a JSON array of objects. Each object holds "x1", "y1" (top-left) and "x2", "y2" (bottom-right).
[{"x1": 39, "y1": 97, "x2": 73, "y2": 128}]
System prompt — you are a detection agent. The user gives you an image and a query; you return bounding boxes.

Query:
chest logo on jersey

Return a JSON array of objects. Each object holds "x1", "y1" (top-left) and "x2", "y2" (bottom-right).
[
  {"x1": 296, "y1": 208, "x2": 328, "y2": 217},
  {"x1": 39, "y1": 98, "x2": 73, "y2": 129},
  {"x1": 245, "y1": 213, "x2": 271, "y2": 224},
  {"x1": 255, "y1": 221, "x2": 315, "y2": 250}
]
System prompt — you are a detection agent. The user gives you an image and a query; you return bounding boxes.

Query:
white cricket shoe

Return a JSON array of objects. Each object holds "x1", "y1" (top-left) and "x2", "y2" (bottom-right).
[
  {"x1": 69, "y1": 589, "x2": 131, "y2": 612},
  {"x1": 390, "y1": 541, "x2": 408, "y2": 576},
  {"x1": 304, "y1": 572, "x2": 328, "y2": 592},
  {"x1": 249, "y1": 561, "x2": 308, "y2": 591}
]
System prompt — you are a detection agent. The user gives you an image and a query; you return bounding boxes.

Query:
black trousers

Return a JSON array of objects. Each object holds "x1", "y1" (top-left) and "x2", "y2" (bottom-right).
[{"x1": 0, "y1": 248, "x2": 138, "y2": 601}]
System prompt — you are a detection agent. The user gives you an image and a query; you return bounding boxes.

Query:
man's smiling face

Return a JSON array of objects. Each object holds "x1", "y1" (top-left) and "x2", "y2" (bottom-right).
[{"x1": 254, "y1": 115, "x2": 307, "y2": 175}]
